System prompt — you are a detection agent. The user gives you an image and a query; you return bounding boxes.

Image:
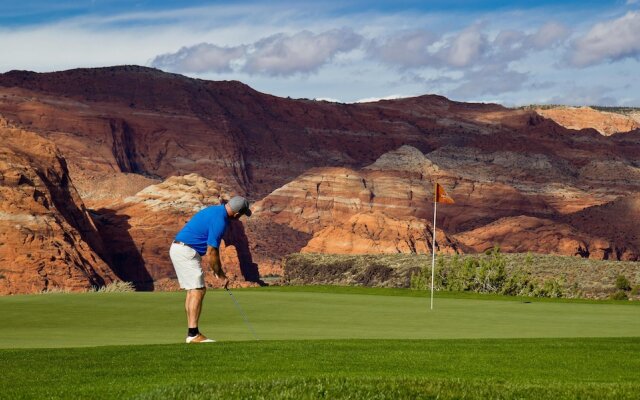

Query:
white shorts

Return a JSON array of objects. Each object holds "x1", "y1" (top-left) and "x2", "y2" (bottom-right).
[{"x1": 169, "y1": 242, "x2": 205, "y2": 289}]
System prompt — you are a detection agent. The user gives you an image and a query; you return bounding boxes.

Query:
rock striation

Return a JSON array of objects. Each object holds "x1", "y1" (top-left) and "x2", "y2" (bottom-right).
[
  {"x1": 254, "y1": 143, "x2": 640, "y2": 267},
  {"x1": 302, "y1": 212, "x2": 458, "y2": 255},
  {"x1": 1, "y1": 67, "x2": 640, "y2": 293},
  {"x1": 453, "y1": 216, "x2": 608, "y2": 257},
  {"x1": 535, "y1": 107, "x2": 640, "y2": 136},
  {"x1": 0, "y1": 119, "x2": 115, "y2": 294},
  {"x1": 4, "y1": 66, "x2": 634, "y2": 201}
]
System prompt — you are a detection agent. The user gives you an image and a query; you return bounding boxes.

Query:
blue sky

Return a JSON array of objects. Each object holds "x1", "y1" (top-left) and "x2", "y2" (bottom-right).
[{"x1": 1, "y1": 1, "x2": 639, "y2": 106}]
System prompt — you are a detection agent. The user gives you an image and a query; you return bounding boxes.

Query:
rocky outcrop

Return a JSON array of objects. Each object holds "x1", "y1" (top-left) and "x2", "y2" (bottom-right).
[
  {"x1": 454, "y1": 216, "x2": 612, "y2": 258},
  {"x1": 302, "y1": 212, "x2": 459, "y2": 255},
  {"x1": 89, "y1": 174, "x2": 259, "y2": 289},
  {"x1": 255, "y1": 143, "x2": 640, "y2": 266},
  {"x1": 536, "y1": 107, "x2": 640, "y2": 136},
  {"x1": 1, "y1": 67, "x2": 640, "y2": 293},
  {"x1": 2, "y1": 67, "x2": 638, "y2": 203},
  {"x1": 0, "y1": 120, "x2": 115, "y2": 294},
  {"x1": 561, "y1": 194, "x2": 640, "y2": 260}
]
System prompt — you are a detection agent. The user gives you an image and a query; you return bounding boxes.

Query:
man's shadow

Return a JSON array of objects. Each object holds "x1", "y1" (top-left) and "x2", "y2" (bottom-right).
[
  {"x1": 92, "y1": 208, "x2": 154, "y2": 291},
  {"x1": 224, "y1": 219, "x2": 264, "y2": 285}
]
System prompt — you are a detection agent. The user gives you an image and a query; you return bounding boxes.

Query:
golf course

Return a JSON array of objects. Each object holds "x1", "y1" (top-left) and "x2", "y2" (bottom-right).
[{"x1": 1, "y1": 286, "x2": 639, "y2": 399}]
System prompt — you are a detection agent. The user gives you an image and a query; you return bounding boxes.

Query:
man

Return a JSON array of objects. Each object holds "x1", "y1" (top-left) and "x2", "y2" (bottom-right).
[{"x1": 169, "y1": 196, "x2": 252, "y2": 343}]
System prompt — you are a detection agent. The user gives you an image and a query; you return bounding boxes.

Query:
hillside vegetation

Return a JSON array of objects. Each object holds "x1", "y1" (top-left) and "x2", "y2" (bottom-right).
[
  {"x1": 283, "y1": 250, "x2": 640, "y2": 300},
  {"x1": 518, "y1": 104, "x2": 640, "y2": 116}
]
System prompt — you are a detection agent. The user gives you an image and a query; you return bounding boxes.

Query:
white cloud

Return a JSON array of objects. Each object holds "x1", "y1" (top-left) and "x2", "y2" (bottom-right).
[
  {"x1": 437, "y1": 24, "x2": 488, "y2": 68},
  {"x1": 569, "y1": 11, "x2": 640, "y2": 67},
  {"x1": 0, "y1": 4, "x2": 638, "y2": 106},
  {"x1": 152, "y1": 43, "x2": 246, "y2": 73},
  {"x1": 529, "y1": 22, "x2": 570, "y2": 49},
  {"x1": 365, "y1": 21, "x2": 570, "y2": 72},
  {"x1": 485, "y1": 22, "x2": 570, "y2": 65},
  {"x1": 151, "y1": 28, "x2": 363, "y2": 76},
  {"x1": 243, "y1": 29, "x2": 363, "y2": 76},
  {"x1": 367, "y1": 30, "x2": 438, "y2": 69}
]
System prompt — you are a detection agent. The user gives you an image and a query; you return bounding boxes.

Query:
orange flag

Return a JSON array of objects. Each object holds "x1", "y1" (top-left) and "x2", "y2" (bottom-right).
[{"x1": 434, "y1": 182, "x2": 455, "y2": 204}]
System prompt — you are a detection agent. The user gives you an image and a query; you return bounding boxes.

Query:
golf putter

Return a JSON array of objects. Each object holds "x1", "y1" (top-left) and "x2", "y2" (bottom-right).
[{"x1": 224, "y1": 280, "x2": 261, "y2": 341}]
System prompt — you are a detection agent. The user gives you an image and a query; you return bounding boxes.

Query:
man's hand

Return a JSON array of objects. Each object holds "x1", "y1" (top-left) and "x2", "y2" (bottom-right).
[
  {"x1": 207, "y1": 245, "x2": 227, "y2": 281},
  {"x1": 214, "y1": 271, "x2": 228, "y2": 280}
]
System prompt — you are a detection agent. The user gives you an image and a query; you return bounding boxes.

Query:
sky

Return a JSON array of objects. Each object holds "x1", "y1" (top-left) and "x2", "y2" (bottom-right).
[{"x1": 1, "y1": 0, "x2": 639, "y2": 106}]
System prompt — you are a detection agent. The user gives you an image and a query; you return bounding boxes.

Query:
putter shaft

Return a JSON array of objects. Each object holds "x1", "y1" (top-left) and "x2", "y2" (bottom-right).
[{"x1": 226, "y1": 287, "x2": 260, "y2": 341}]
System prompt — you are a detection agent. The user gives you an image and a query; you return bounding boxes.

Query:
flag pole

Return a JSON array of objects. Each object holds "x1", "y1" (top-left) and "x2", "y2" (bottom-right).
[{"x1": 431, "y1": 191, "x2": 437, "y2": 310}]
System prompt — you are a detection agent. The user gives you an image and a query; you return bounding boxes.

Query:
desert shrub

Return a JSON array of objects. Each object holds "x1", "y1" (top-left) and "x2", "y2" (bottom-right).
[
  {"x1": 615, "y1": 275, "x2": 631, "y2": 291},
  {"x1": 410, "y1": 260, "x2": 436, "y2": 291},
  {"x1": 501, "y1": 269, "x2": 535, "y2": 296},
  {"x1": 94, "y1": 281, "x2": 135, "y2": 293},
  {"x1": 631, "y1": 286, "x2": 640, "y2": 296},
  {"x1": 567, "y1": 282, "x2": 582, "y2": 298},
  {"x1": 410, "y1": 247, "x2": 547, "y2": 297},
  {"x1": 524, "y1": 252, "x2": 534, "y2": 267},
  {"x1": 410, "y1": 270, "x2": 426, "y2": 290},
  {"x1": 447, "y1": 254, "x2": 477, "y2": 292},
  {"x1": 39, "y1": 287, "x2": 74, "y2": 294},
  {"x1": 610, "y1": 291, "x2": 629, "y2": 301},
  {"x1": 533, "y1": 278, "x2": 564, "y2": 298},
  {"x1": 410, "y1": 255, "x2": 447, "y2": 291},
  {"x1": 356, "y1": 264, "x2": 393, "y2": 286},
  {"x1": 284, "y1": 253, "x2": 356, "y2": 284},
  {"x1": 476, "y1": 247, "x2": 507, "y2": 292}
]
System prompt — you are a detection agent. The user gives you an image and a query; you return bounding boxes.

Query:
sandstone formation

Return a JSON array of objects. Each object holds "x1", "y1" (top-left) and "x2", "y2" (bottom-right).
[
  {"x1": 254, "y1": 143, "x2": 640, "y2": 269},
  {"x1": 535, "y1": 107, "x2": 640, "y2": 136},
  {"x1": 1, "y1": 66, "x2": 639, "y2": 293},
  {"x1": 454, "y1": 215, "x2": 610, "y2": 258},
  {"x1": 302, "y1": 212, "x2": 458, "y2": 255},
  {"x1": 3, "y1": 66, "x2": 634, "y2": 201},
  {"x1": 561, "y1": 194, "x2": 640, "y2": 260},
  {"x1": 0, "y1": 119, "x2": 115, "y2": 294},
  {"x1": 89, "y1": 173, "x2": 259, "y2": 289}
]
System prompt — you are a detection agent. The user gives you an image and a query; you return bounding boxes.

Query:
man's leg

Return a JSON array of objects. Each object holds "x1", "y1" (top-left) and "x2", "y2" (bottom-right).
[
  {"x1": 185, "y1": 287, "x2": 206, "y2": 328},
  {"x1": 171, "y1": 243, "x2": 213, "y2": 343}
]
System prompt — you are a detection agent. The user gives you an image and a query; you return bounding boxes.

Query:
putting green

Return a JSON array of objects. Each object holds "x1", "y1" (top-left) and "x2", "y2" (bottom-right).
[{"x1": 0, "y1": 287, "x2": 638, "y2": 348}]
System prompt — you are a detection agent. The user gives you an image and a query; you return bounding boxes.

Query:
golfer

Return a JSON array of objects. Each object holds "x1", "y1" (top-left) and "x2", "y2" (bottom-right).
[{"x1": 169, "y1": 196, "x2": 252, "y2": 343}]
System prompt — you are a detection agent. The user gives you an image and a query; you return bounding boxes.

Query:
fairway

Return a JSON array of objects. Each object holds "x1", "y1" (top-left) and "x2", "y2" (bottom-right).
[
  {"x1": 0, "y1": 287, "x2": 639, "y2": 348},
  {"x1": 1, "y1": 338, "x2": 640, "y2": 399},
  {"x1": 1, "y1": 287, "x2": 639, "y2": 399}
]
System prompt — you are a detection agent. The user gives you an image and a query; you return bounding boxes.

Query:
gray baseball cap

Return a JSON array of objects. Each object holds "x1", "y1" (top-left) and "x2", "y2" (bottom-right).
[{"x1": 228, "y1": 196, "x2": 252, "y2": 217}]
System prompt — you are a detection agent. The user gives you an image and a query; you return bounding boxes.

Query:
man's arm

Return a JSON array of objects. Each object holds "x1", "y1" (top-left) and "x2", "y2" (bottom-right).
[{"x1": 207, "y1": 246, "x2": 228, "y2": 284}]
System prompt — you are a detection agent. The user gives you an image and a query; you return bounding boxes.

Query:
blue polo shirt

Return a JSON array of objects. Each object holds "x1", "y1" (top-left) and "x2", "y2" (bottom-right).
[{"x1": 175, "y1": 205, "x2": 229, "y2": 255}]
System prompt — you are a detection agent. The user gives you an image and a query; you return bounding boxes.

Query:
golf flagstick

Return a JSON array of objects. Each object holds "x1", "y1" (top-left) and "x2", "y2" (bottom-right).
[
  {"x1": 431, "y1": 199, "x2": 437, "y2": 310},
  {"x1": 431, "y1": 182, "x2": 454, "y2": 310}
]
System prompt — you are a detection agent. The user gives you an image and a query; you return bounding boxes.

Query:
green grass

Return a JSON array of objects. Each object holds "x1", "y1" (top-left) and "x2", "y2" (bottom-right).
[
  {"x1": 1, "y1": 287, "x2": 640, "y2": 348},
  {"x1": 255, "y1": 285, "x2": 640, "y2": 304},
  {"x1": 1, "y1": 287, "x2": 639, "y2": 399},
  {"x1": 0, "y1": 339, "x2": 639, "y2": 399}
]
